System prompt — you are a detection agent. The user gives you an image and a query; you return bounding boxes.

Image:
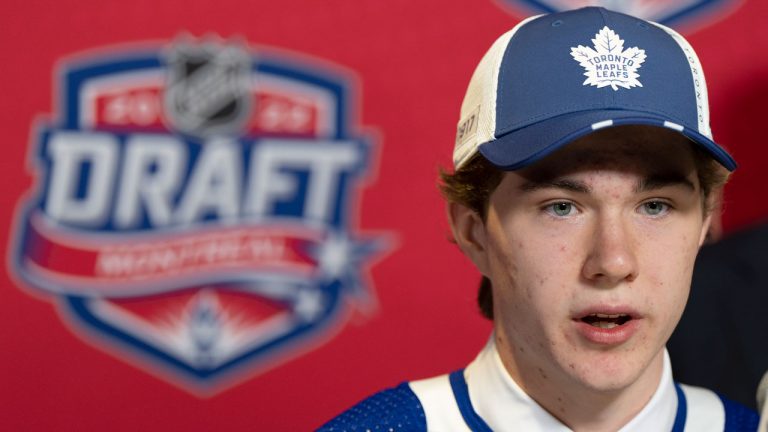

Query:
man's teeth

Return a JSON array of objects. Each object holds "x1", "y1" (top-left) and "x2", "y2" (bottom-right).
[
  {"x1": 582, "y1": 313, "x2": 631, "y2": 328},
  {"x1": 592, "y1": 321, "x2": 618, "y2": 329},
  {"x1": 593, "y1": 313, "x2": 623, "y2": 319}
]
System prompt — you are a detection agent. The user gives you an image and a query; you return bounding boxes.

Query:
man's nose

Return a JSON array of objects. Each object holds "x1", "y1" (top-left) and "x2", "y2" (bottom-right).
[{"x1": 581, "y1": 213, "x2": 639, "y2": 286}]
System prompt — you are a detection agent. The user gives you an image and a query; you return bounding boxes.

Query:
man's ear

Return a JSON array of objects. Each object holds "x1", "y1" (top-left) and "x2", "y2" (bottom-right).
[
  {"x1": 699, "y1": 190, "x2": 721, "y2": 246},
  {"x1": 447, "y1": 201, "x2": 491, "y2": 276},
  {"x1": 699, "y1": 213, "x2": 713, "y2": 247},
  {"x1": 702, "y1": 190, "x2": 723, "y2": 244}
]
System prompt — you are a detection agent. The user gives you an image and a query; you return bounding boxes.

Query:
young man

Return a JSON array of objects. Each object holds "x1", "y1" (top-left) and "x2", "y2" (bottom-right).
[{"x1": 320, "y1": 7, "x2": 759, "y2": 431}]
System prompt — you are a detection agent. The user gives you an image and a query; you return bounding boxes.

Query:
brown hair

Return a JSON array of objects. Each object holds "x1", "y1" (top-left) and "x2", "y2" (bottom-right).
[{"x1": 439, "y1": 144, "x2": 730, "y2": 320}]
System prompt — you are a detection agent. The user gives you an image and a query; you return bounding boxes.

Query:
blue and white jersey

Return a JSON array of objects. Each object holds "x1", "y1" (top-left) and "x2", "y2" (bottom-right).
[{"x1": 320, "y1": 339, "x2": 758, "y2": 431}]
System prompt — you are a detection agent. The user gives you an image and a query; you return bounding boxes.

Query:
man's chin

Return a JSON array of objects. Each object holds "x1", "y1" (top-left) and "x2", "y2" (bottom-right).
[
  {"x1": 561, "y1": 350, "x2": 656, "y2": 394},
  {"x1": 574, "y1": 373, "x2": 640, "y2": 394}
]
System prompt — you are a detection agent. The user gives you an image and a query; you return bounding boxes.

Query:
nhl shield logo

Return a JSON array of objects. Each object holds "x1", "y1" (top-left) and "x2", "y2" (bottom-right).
[
  {"x1": 10, "y1": 36, "x2": 387, "y2": 394},
  {"x1": 165, "y1": 37, "x2": 253, "y2": 137}
]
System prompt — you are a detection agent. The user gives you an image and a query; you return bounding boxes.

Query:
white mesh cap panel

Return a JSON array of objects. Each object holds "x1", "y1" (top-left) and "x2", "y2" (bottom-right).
[
  {"x1": 453, "y1": 15, "x2": 541, "y2": 170},
  {"x1": 651, "y1": 21, "x2": 712, "y2": 139}
]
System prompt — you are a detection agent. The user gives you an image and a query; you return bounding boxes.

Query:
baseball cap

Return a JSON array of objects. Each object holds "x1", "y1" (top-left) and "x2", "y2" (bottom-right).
[{"x1": 453, "y1": 7, "x2": 737, "y2": 171}]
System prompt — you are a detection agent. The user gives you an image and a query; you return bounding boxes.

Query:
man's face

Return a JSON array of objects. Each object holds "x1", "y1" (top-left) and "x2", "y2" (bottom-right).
[{"x1": 457, "y1": 126, "x2": 711, "y2": 395}]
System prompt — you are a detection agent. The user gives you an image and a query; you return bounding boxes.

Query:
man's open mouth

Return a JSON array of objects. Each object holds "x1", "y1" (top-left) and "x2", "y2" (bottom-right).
[{"x1": 580, "y1": 313, "x2": 632, "y2": 329}]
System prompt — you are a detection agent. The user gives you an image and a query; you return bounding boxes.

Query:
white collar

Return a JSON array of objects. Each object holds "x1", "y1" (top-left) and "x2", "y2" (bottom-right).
[{"x1": 464, "y1": 336, "x2": 678, "y2": 432}]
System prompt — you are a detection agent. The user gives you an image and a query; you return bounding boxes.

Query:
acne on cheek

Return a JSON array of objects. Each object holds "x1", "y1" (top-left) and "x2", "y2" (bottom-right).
[
  {"x1": 537, "y1": 367, "x2": 548, "y2": 380},
  {"x1": 496, "y1": 334, "x2": 509, "y2": 351}
]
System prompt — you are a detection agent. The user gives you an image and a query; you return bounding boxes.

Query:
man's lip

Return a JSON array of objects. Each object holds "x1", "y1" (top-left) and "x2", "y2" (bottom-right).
[
  {"x1": 571, "y1": 305, "x2": 643, "y2": 345},
  {"x1": 571, "y1": 305, "x2": 642, "y2": 320},
  {"x1": 574, "y1": 319, "x2": 640, "y2": 345}
]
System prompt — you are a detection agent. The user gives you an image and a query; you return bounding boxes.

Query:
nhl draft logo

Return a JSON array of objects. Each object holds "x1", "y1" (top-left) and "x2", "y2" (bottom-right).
[
  {"x1": 496, "y1": 0, "x2": 739, "y2": 28},
  {"x1": 571, "y1": 26, "x2": 646, "y2": 91},
  {"x1": 10, "y1": 36, "x2": 386, "y2": 394}
]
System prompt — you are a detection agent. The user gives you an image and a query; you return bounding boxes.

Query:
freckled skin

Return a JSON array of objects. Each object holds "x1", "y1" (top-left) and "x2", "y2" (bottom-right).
[{"x1": 452, "y1": 126, "x2": 712, "y2": 431}]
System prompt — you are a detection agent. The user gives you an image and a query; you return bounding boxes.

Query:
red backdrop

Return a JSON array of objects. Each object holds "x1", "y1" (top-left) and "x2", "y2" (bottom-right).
[{"x1": 1, "y1": 1, "x2": 766, "y2": 430}]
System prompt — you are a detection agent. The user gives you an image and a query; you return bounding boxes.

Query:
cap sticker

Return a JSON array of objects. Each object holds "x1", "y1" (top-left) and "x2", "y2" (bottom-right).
[
  {"x1": 456, "y1": 105, "x2": 480, "y2": 148},
  {"x1": 570, "y1": 27, "x2": 647, "y2": 91}
]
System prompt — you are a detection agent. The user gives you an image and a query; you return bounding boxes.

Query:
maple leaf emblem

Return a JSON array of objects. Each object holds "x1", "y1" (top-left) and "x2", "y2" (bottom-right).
[{"x1": 570, "y1": 26, "x2": 647, "y2": 91}]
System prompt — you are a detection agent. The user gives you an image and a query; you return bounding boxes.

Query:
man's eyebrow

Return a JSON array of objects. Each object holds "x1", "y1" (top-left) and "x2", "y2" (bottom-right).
[
  {"x1": 518, "y1": 173, "x2": 696, "y2": 194},
  {"x1": 636, "y1": 173, "x2": 696, "y2": 193},
  {"x1": 519, "y1": 179, "x2": 590, "y2": 193}
]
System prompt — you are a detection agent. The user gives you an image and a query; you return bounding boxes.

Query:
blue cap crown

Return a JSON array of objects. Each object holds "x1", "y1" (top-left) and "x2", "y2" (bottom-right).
[{"x1": 453, "y1": 7, "x2": 736, "y2": 171}]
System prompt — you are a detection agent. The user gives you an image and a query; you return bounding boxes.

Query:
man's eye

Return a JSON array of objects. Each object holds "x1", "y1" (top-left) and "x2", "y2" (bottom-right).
[
  {"x1": 549, "y1": 202, "x2": 573, "y2": 216},
  {"x1": 641, "y1": 201, "x2": 668, "y2": 216}
]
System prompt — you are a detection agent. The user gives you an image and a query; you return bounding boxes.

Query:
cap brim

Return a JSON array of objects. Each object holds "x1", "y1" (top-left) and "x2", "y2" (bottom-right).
[{"x1": 478, "y1": 110, "x2": 737, "y2": 171}]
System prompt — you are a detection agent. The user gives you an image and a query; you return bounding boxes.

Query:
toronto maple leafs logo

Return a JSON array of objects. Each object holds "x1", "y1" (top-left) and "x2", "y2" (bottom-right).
[{"x1": 570, "y1": 26, "x2": 647, "y2": 91}]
